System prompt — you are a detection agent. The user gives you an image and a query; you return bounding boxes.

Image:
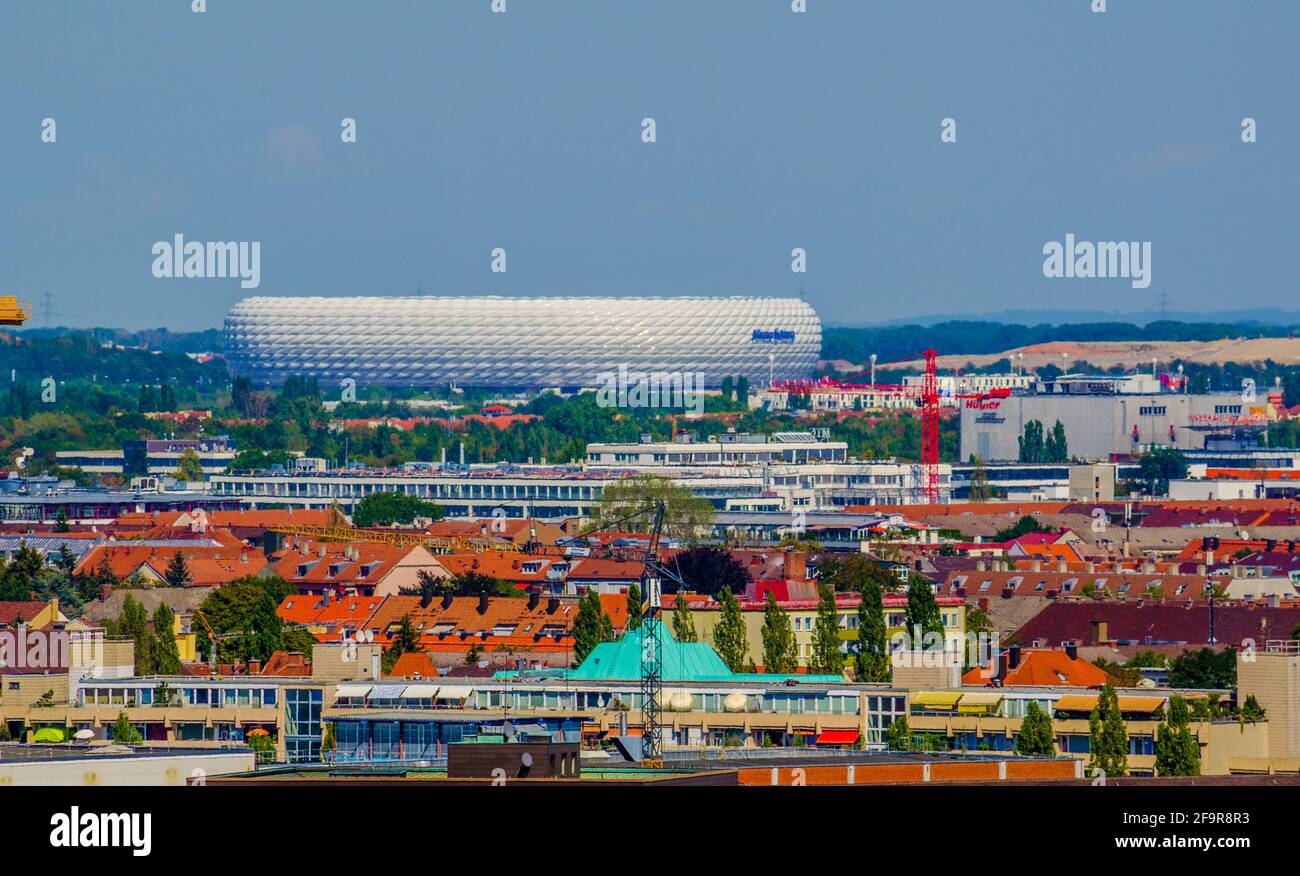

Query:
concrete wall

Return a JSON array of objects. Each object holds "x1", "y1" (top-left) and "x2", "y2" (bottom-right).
[
  {"x1": 960, "y1": 392, "x2": 1260, "y2": 463},
  {"x1": 1238, "y1": 650, "x2": 1300, "y2": 759},
  {"x1": 0, "y1": 750, "x2": 255, "y2": 786}
]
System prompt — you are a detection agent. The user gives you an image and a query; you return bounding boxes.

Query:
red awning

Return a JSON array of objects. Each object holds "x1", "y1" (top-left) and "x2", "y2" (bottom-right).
[{"x1": 815, "y1": 730, "x2": 860, "y2": 745}]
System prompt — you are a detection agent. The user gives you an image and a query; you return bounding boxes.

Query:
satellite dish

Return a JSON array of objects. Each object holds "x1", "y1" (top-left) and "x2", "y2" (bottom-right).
[{"x1": 521, "y1": 752, "x2": 533, "y2": 768}]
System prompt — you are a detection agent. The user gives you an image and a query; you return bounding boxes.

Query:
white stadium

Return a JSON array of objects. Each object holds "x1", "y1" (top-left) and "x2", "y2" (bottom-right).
[{"x1": 223, "y1": 295, "x2": 821, "y2": 388}]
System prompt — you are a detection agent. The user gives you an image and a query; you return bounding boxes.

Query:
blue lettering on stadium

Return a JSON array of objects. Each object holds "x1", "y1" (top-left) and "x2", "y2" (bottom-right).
[{"x1": 751, "y1": 329, "x2": 795, "y2": 344}]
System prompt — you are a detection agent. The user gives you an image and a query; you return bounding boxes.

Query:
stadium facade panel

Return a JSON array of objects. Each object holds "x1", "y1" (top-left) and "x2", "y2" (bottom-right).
[{"x1": 223, "y1": 296, "x2": 821, "y2": 388}]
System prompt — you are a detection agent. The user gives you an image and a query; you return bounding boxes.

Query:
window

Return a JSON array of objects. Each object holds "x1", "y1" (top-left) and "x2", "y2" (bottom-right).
[{"x1": 1139, "y1": 405, "x2": 1167, "y2": 416}]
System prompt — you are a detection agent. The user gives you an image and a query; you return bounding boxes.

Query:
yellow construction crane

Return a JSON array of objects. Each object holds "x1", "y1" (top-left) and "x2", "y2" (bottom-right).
[
  {"x1": 267, "y1": 524, "x2": 521, "y2": 553},
  {"x1": 0, "y1": 297, "x2": 32, "y2": 326}
]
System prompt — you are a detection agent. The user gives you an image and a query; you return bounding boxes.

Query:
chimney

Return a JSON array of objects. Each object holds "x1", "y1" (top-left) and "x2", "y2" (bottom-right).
[
  {"x1": 240, "y1": 552, "x2": 248, "y2": 564},
  {"x1": 783, "y1": 550, "x2": 808, "y2": 581},
  {"x1": 547, "y1": 597, "x2": 560, "y2": 614},
  {"x1": 300, "y1": 541, "x2": 310, "y2": 556},
  {"x1": 1085, "y1": 561, "x2": 1096, "y2": 573},
  {"x1": 528, "y1": 591, "x2": 540, "y2": 611},
  {"x1": 977, "y1": 597, "x2": 990, "y2": 613},
  {"x1": 321, "y1": 589, "x2": 331, "y2": 607},
  {"x1": 318, "y1": 544, "x2": 327, "y2": 558},
  {"x1": 976, "y1": 559, "x2": 987, "y2": 572},
  {"x1": 1196, "y1": 563, "x2": 1207, "y2": 576},
  {"x1": 1057, "y1": 559, "x2": 1067, "y2": 573},
  {"x1": 1008, "y1": 645, "x2": 1021, "y2": 670},
  {"x1": 248, "y1": 659, "x2": 261, "y2": 674},
  {"x1": 1031, "y1": 560, "x2": 1041, "y2": 573},
  {"x1": 441, "y1": 592, "x2": 454, "y2": 610},
  {"x1": 478, "y1": 593, "x2": 489, "y2": 615},
  {"x1": 1064, "y1": 642, "x2": 1078, "y2": 661},
  {"x1": 1142, "y1": 561, "x2": 1155, "y2": 573}
]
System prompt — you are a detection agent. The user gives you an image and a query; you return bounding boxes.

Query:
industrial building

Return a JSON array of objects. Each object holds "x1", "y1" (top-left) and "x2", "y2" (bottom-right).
[
  {"x1": 959, "y1": 374, "x2": 1284, "y2": 462},
  {"x1": 223, "y1": 295, "x2": 821, "y2": 388}
]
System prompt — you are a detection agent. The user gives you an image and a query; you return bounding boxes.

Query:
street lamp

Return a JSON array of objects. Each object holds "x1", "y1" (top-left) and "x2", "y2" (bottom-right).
[{"x1": 1204, "y1": 579, "x2": 1216, "y2": 645}]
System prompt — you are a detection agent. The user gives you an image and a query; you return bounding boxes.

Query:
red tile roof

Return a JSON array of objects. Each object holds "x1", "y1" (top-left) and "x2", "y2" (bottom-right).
[
  {"x1": 962, "y1": 648, "x2": 1108, "y2": 687},
  {"x1": 384, "y1": 652, "x2": 440, "y2": 679},
  {"x1": 1015, "y1": 601, "x2": 1300, "y2": 649},
  {"x1": 362, "y1": 594, "x2": 578, "y2": 653}
]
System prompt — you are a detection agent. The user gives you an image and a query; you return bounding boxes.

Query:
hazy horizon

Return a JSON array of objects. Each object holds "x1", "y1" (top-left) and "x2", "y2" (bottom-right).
[{"x1": 3, "y1": 0, "x2": 1296, "y2": 331}]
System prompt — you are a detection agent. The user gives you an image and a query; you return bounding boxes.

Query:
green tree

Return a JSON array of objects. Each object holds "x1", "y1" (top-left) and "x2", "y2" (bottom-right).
[
  {"x1": 150, "y1": 603, "x2": 182, "y2": 675},
  {"x1": 572, "y1": 591, "x2": 608, "y2": 665},
  {"x1": 1088, "y1": 685, "x2": 1129, "y2": 778},
  {"x1": 736, "y1": 375, "x2": 749, "y2": 404},
  {"x1": 1154, "y1": 694, "x2": 1201, "y2": 777},
  {"x1": 905, "y1": 577, "x2": 944, "y2": 646},
  {"x1": 249, "y1": 587, "x2": 285, "y2": 663},
  {"x1": 1168, "y1": 647, "x2": 1236, "y2": 689},
  {"x1": 992, "y1": 514, "x2": 1052, "y2": 542},
  {"x1": 164, "y1": 551, "x2": 191, "y2": 587},
  {"x1": 153, "y1": 681, "x2": 179, "y2": 707},
  {"x1": 666, "y1": 546, "x2": 750, "y2": 596},
  {"x1": 588, "y1": 475, "x2": 715, "y2": 543},
  {"x1": 760, "y1": 592, "x2": 798, "y2": 673},
  {"x1": 382, "y1": 613, "x2": 423, "y2": 674},
  {"x1": 0, "y1": 543, "x2": 46, "y2": 601},
  {"x1": 1018, "y1": 419, "x2": 1045, "y2": 463},
  {"x1": 1016, "y1": 701, "x2": 1056, "y2": 756},
  {"x1": 1237, "y1": 694, "x2": 1265, "y2": 721},
  {"x1": 111, "y1": 712, "x2": 142, "y2": 745},
  {"x1": 172, "y1": 447, "x2": 206, "y2": 482},
  {"x1": 854, "y1": 576, "x2": 890, "y2": 682},
  {"x1": 351, "y1": 491, "x2": 444, "y2": 527},
  {"x1": 968, "y1": 455, "x2": 992, "y2": 501},
  {"x1": 809, "y1": 584, "x2": 843, "y2": 675},
  {"x1": 1046, "y1": 420, "x2": 1069, "y2": 463},
  {"x1": 118, "y1": 594, "x2": 154, "y2": 675},
  {"x1": 1137, "y1": 446, "x2": 1189, "y2": 496},
  {"x1": 885, "y1": 716, "x2": 912, "y2": 751},
  {"x1": 671, "y1": 593, "x2": 697, "y2": 642},
  {"x1": 712, "y1": 587, "x2": 750, "y2": 672},
  {"x1": 194, "y1": 575, "x2": 294, "y2": 664},
  {"x1": 625, "y1": 581, "x2": 643, "y2": 632}
]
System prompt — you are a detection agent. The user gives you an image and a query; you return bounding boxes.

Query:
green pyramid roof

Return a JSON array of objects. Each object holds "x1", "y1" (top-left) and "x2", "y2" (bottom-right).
[{"x1": 563, "y1": 619, "x2": 843, "y2": 684}]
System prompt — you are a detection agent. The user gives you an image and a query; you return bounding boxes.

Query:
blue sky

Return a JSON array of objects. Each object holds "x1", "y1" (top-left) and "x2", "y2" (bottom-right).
[{"x1": 2, "y1": 0, "x2": 1295, "y2": 330}]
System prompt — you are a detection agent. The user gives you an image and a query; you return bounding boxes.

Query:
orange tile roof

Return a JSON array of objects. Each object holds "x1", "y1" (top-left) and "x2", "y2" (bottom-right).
[
  {"x1": 363, "y1": 594, "x2": 578, "y2": 653},
  {"x1": 963, "y1": 648, "x2": 1108, "y2": 687},
  {"x1": 384, "y1": 652, "x2": 440, "y2": 679},
  {"x1": 270, "y1": 542, "x2": 424, "y2": 591},
  {"x1": 74, "y1": 541, "x2": 263, "y2": 586},
  {"x1": 260, "y1": 650, "x2": 312, "y2": 676},
  {"x1": 277, "y1": 592, "x2": 385, "y2": 641},
  {"x1": 432, "y1": 551, "x2": 566, "y2": 586}
]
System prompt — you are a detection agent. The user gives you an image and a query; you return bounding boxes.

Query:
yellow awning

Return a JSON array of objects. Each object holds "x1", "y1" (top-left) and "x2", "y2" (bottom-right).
[
  {"x1": 957, "y1": 692, "x2": 1004, "y2": 713},
  {"x1": 1052, "y1": 694, "x2": 1099, "y2": 712},
  {"x1": 1117, "y1": 696, "x2": 1163, "y2": 713},
  {"x1": 911, "y1": 691, "x2": 963, "y2": 710}
]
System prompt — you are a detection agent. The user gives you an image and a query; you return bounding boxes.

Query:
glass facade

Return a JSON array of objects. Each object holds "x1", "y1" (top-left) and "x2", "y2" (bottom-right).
[{"x1": 285, "y1": 688, "x2": 323, "y2": 763}]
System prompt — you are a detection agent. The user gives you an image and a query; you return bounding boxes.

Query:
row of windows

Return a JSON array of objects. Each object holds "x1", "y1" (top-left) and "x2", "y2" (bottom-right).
[{"x1": 81, "y1": 686, "x2": 279, "y2": 708}]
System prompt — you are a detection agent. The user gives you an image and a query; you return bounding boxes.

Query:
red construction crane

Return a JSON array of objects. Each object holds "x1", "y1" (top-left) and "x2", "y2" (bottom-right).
[{"x1": 919, "y1": 349, "x2": 940, "y2": 503}]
